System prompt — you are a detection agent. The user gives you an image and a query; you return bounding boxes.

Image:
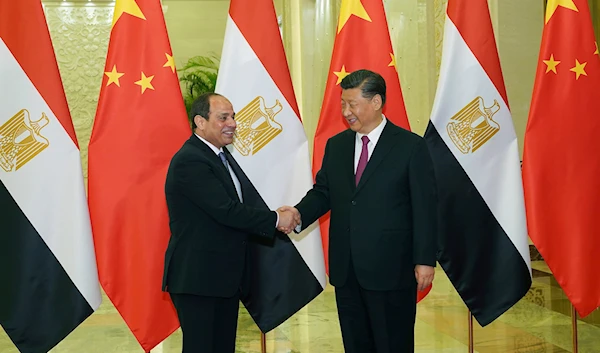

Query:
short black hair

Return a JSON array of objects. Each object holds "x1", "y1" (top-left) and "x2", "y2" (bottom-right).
[
  {"x1": 340, "y1": 69, "x2": 386, "y2": 107},
  {"x1": 189, "y1": 92, "x2": 223, "y2": 129}
]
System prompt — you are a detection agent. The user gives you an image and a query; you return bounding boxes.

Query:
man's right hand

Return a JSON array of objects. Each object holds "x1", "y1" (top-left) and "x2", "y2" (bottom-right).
[{"x1": 276, "y1": 206, "x2": 301, "y2": 234}]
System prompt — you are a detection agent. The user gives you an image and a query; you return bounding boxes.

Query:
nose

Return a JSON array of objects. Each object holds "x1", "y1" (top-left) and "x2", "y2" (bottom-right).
[
  {"x1": 227, "y1": 117, "x2": 237, "y2": 129},
  {"x1": 342, "y1": 106, "x2": 351, "y2": 117}
]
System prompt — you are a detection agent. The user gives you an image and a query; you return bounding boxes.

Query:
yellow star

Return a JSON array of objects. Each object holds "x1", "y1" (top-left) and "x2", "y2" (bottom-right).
[
  {"x1": 134, "y1": 72, "x2": 155, "y2": 94},
  {"x1": 337, "y1": 0, "x2": 372, "y2": 33},
  {"x1": 595, "y1": 42, "x2": 599, "y2": 56},
  {"x1": 545, "y1": 0, "x2": 578, "y2": 24},
  {"x1": 570, "y1": 59, "x2": 587, "y2": 80},
  {"x1": 388, "y1": 53, "x2": 397, "y2": 70},
  {"x1": 334, "y1": 65, "x2": 351, "y2": 85},
  {"x1": 543, "y1": 54, "x2": 560, "y2": 74},
  {"x1": 112, "y1": 0, "x2": 146, "y2": 27},
  {"x1": 163, "y1": 53, "x2": 176, "y2": 73},
  {"x1": 104, "y1": 65, "x2": 125, "y2": 87}
]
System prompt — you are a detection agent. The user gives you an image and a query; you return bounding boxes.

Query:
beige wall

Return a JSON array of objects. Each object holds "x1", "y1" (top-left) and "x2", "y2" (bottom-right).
[
  {"x1": 489, "y1": 0, "x2": 544, "y2": 157},
  {"x1": 163, "y1": 0, "x2": 229, "y2": 70}
]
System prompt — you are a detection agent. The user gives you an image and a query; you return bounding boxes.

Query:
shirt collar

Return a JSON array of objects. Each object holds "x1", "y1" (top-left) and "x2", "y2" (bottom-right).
[
  {"x1": 194, "y1": 133, "x2": 224, "y2": 156},
  {"x1": 356, "y1": 116, "x2": 387, "y2": 146}
]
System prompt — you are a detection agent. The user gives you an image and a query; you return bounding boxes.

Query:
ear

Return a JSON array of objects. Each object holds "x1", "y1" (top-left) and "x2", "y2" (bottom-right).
[
  {"x1": 372, "y1": 94, "x2": 383, "y2": 111},
  {"x1": 194, "y1": 115, "x2": 205, "y2": 130}
]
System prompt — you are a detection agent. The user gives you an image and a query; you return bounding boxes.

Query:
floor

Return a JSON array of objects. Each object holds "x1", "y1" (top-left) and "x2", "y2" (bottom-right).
[{"x1": 1, "y1": 260, "x2": 599, "y2": 352}]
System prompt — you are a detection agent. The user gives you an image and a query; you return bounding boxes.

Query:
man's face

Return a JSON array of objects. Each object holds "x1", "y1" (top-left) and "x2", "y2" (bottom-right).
[
  {"x1": 341, "y1": 87, "x2": 382, "y2": 134},
  {"x1": 196, "y1": 96, "x2": 236, "y2": 148}
]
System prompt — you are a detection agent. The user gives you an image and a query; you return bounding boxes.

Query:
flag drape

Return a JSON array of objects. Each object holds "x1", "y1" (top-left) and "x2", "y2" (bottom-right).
[
  {"x1": 0, "y1": 1, "x2": 101, "y2": 351},
  {"x1": 88, "y1": 0, "x2": 189, "y2": 350},
  {"x1": 215, "y1": 0, "x2": 326, "y2": 331},
  {"x1": 523, "y1": 0, "x2": 600, "y2": 317},
  {"x1": 424, "y1": 0, "x2": 532, "y2": 326}
]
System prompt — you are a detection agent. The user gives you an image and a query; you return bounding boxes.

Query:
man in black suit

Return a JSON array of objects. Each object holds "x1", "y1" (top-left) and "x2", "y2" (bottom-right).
[
  {"x1": 162, "y1": 93, "x2": 298, "y2": 353},
  {"x1": 283, "y1": 69, "x2": 437, "y2": 352}
]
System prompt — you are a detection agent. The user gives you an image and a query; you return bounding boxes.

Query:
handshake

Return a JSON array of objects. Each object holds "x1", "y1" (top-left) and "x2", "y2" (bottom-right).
[{"x1": 275, "y1": 206, "x2": 301, "y2": 234}]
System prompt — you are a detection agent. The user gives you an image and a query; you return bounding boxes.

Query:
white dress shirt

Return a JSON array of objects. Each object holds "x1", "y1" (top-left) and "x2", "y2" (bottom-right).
[
  {"x1": 354, "y1": 116, "x2": 387, "y2": 173},
  {"x1": 194, "y1": 134, "x2": 243, "y2": 203},
  {"x1": 194, "y1": 135, "x2": 282, "y2": 227}
]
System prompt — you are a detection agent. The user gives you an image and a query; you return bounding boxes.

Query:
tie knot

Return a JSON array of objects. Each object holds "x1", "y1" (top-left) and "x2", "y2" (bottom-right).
[
  {"x1": 219, "y1": 152, "x2": 227, "y2": 164},
  {"x1": 361, "y1": 135, "x2": 370, "y2": 145}
]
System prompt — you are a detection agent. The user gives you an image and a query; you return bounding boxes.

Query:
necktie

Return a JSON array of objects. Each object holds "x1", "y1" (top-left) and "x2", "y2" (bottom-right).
[
  {"x1": 355, "y1": 135, "x2": 369, "y2": 185},
  {"x1": 218, "y1": 152, "x2": 229, "y2": 171},
  {"x1": 219, "y1": 151, "x2": 243, "y2": 202}
]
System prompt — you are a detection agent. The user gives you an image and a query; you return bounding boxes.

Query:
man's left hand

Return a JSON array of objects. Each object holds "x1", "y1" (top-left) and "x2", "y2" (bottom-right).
[
  {"x1": 276, "y1": 206, "x2": 301, "y2": 234},
  {"x1": 414, "y1": 265, "x2": 435, "y2": 292}
]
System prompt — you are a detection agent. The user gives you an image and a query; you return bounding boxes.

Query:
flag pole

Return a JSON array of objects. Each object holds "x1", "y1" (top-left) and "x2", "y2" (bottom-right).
[
  {"x1": 261, "y1": 332, "x2": 267, "y2": 353},
  {"x1": 571, "y1": 304, "x2": 578, "y2": 353},
  {"x1": 468, "y1": 310, "x2": 474, "y2": 353}
]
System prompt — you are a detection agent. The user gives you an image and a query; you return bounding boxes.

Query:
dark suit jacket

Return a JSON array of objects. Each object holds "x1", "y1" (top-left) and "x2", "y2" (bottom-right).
[
  {"x1": 162, "y1": 135, "x2": 277, "y2": 298},
  {"x1": 296, "y1": 121, "x2": 437, "y2": 291}
]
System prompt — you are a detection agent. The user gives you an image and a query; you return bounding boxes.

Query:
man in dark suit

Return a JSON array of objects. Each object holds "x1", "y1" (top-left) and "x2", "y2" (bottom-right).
[
  {"x1": 162, "y1": 92, "x2": 298, "y2": 353},
  {"x1": 283, "y1": 69, "x2": 438, "y2": 352}
]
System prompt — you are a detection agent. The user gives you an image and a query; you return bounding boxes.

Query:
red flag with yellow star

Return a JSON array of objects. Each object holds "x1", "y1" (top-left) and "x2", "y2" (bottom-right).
[
  {"x1": 523, "y1": 0, "x2": 600, "y2": 317},
  {"x1": 88, "y1": 0, "x2": 189, "y2": 349}
]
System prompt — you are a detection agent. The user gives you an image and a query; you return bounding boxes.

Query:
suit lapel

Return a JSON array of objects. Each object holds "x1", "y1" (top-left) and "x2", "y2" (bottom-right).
[
  {"x1": 189, "y1": 135, "x2": 240, "y2": 201},
  {"x1": 354, "y1": 123, "x2": 399, "y2": 195},
  {"x1": 341, "y1": 131, "x2": 357, "y2": 193}
]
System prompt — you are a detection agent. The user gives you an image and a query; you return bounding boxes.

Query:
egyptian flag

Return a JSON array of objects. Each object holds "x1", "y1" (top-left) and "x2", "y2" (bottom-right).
[
  {"x1": 424, "y1": 0, "x2": 531, "y2": 326},
  {"x1": 0, "y1": 1, "x2": 101, "y2": 352},
  {"x1": 215, "y1": 0, "x2": 326, "y2": 331}
]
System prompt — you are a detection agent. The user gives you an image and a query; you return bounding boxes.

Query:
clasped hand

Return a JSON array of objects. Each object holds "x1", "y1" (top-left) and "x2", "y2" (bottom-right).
[{"x1": 276, "y1": 206, "x2": 301, "y2": 234}]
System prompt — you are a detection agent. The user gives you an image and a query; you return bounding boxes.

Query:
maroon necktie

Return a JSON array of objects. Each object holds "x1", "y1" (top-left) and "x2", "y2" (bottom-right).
[{"x1": 355, "y1": 135, "x2": 370, "y2": 185}]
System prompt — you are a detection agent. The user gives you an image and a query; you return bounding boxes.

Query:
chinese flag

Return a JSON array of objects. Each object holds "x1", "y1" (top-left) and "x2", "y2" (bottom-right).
[
  {"x1": 523, "y1": 0, "x2": 600, "y2": 317},
  {"x1": 314, "y1": 0, "x2": 430, "y2": 301},
  {"x1": 88, "y1": 0, "x2": 189, "y2": 350}
]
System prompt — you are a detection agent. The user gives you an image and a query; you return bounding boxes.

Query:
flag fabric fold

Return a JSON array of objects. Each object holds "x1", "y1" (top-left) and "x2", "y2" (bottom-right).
[
  {"x1": 215, "y1": 0, "x2": 326, "y2": 331},
  {"x1": 424, "y1": 0, "x2": 531, "y2": 326},
  {"x1": 0, "y1": 1, "x2": 101, "y2": 351},
  {"x1": 88, "y1": 0, "x2": 190, "y2": 350},
  {"x1": 523, "y1": 0, "x2": 600, "y2": 317}
]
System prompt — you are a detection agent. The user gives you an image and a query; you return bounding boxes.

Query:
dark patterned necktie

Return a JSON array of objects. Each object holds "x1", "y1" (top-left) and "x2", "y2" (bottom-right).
[{"x1": 355, "y1": 135, "x2": 369, "y2": 185}]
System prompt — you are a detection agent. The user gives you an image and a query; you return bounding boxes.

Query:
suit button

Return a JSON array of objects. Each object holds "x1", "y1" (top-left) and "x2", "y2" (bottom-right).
[
  {"x1": 346, "y1": 227, "x2": 350, "y2": 232},
  {"x1": 242, "y1": 241, "x2": 247, "y2": 245},
  {"x1": 351, "y1": 200, "x2": 356, "y2": 205}
]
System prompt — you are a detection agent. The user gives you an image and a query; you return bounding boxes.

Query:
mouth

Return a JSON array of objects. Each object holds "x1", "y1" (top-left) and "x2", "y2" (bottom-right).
[
  {"x1": 346, "y1": 118, "x2": 358, "y2": 125},
  {"x1": 222, "y1": 131, "x2": 235, "y2": 137}
]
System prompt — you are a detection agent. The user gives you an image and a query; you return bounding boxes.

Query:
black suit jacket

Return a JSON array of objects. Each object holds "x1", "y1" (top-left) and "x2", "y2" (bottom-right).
[
  {"x1": 162, "y1": 135, "x2": 277, "y2": 298},
  {"x1": 296, "y1": 121, "x2": 437, "y2": 291}
]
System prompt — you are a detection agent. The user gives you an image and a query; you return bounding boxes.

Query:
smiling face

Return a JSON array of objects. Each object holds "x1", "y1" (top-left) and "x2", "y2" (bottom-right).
[
  {"x1": 194, "y1": 95, "x2": 236, "y2": 149},
  {"x1": 341, "y1": 87, "x2": 383, "y2": 135}
]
